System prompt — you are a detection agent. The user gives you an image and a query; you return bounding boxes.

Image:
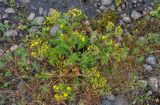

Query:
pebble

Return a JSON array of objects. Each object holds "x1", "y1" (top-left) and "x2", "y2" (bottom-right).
[
  {"x1": 137, "y1": 80, "x2": 148, "y2": 88},
  {"x1": 145, "y1": 55, "x2": 157, "y2": 65},
  {"x1": 2, "y1": 13, "x2": 8, "y2": 19},
  {"x1": 148, "y1": 77, "x2": 159, "y2": 92},
  {"x1": 101, "y1": 0, "x2": 113, "y2": 5},
  {"x1": 101, "y1": 99, "x2": 113, "y2": 105},
  {"x1": 106, "y1": 94, "x2": 116, "y2": 101},
  {"x1": 5, "y1": 8, "x2": 15, "y2": 13},
  {"x1": 143, "y1": 64, "x2": 153, "y2": 72},
  {"x1": 4, "y1": 30, "x2": 18, "y2": 37},
  {"x1": 114, "y1": 95, "x2": 129, "y2": 105},
  {"x1": 34, "y1": 16, "x2": 44, "y2": 25},
  {"x1": 39, "y1": 7, "x2": 43, "y2": 15},
  {"x1": 0, "y1": 48, "x2": 4, "y2": 57},
  {"x1": 50, "y1": 25, "x2": 59, "y2": 36},
  {"x1": 131, "y1": 10, "x2": 142, "y2": 20},
  {"x1": 27, "y1": 12, "x2": 35, "y2": 21},
  {"x1": 10, "y1": 45, "x2": 19, "y2": 51}
]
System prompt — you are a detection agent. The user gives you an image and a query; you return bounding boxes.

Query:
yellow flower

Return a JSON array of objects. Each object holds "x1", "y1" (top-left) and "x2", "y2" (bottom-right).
[
  {"x1": 67, "y1": 86, "x2": 71, "y2": 91},
  {"x1": 54, "y1": 94, "x2": 63, "y2": 101},
  {"x1": 106, "y1": 21, "x2": 114, "y2": 31},
  {"x1": 31, "y1": 52, "x2": 36, "y2": 57},
  {"x1": 101, "y1": 35, "x2": 108, "y2": 40},
  {"x1": 63, "y1": 92, "x2": 68, "y2": 97},
  {"x1": 79, "y1": 35, "x2": 85, "y2": 42},
  {"x1": 108, "y1": 39, "x2": 113, "y2": 45},
  {"x1": 53, "y1": 85, "x2": 59, "y2": 90}
]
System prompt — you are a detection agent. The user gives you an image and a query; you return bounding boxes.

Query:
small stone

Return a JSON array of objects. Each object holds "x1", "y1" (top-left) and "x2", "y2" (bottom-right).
[
  {"x1": 27, "y1": 12, "x2": 35, "y2": 21},
  {"x1": 146, "y1": 90, "x2": 153, "y2": 96},
  {"x1": 43, "y1": 10, "x2": 48, "y2": 16},
  {"x1": 2, "y1": 13, "x2": 8, "y2": 19},
  {"x1": 137, "y1": 80, "x2": 148, "y2": 88},
  {"x1": 148, "y1": 77, "x2": 159, "y2": 92},
  {"x1": 100, "y1": 5, "x2": 106, "y2": 11},
  {"x1": 108, "y1": 5, "x2": 115, "y2": 11},
  {"x1": 114, "y1": 95, "x2": 129, "y2": 105},
  {"x1": 117, "y1": 7, "x2": 122, "y2": 12},
  {"x1": 48, "y1": 8, "x2": 57, "y2": 16},
  {"x1": 101, "y1": 0, "x2": 113, "y2": 5},
  {"x1": 123, "y1": 16, "x2": 131, "y2": 23},
  {"x1": 29, "y1": 26, "x2": 39, "y2": 33},
  {"x1": 34, "y1": 16, "x2": 44, "y2": 25},
  {"x1": 10, "y1": 45, "x2": 19, "y2": 51},
  {"x1": 131, "y1": 10, "x2": 142, "y2": 20},
  {"x1": 106, "y1": 94, "x2": 116, "y2": 101},
  {"x1": 19, "y1": 0, "x2": 30, "y2": 4},
  {"x1": 143, "y1": 64, "x2": 153, "y2": 72},
  {"x1": 5, "y1": 8, "x2": 15, "y2": 13},
  {"x1": 131, "y1": 0, "x2": 138, "y2": 3},
  {"x1": 145, "y1": 55, "x2": 157, "y2": 65},
  {"x1": 39, "y1": 7, "x2": 43, "y2": 15},
  {"x1": 50, "y1": 25, "x2": 59, "y2": 36},
  {"x1": 4, "y1": 30, "x2": 18, "y2": 37},
  {"x1": 0, "y1": 48, "x2": 4, "y2": 57},
  {"x1": 101, "y1": 99, "x2": 113, "y2": 105}
]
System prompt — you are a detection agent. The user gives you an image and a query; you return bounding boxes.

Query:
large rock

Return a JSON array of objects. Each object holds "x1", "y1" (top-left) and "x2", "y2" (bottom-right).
[
  {"x1": 5, "y1": 8, "x2": 15, "y2": 13},
  {"x1": 101, "y1": 0, "x2": 113, "y2": 5},
  {"x1": 131, "y1": 10, "x2": 142, "y2": 20},
  {"x1": 114, "y1": 95, "x2": 129, "y2": 105},
  {"x1": 4, "y1": 30, "x2": 18, "y2": 37}
]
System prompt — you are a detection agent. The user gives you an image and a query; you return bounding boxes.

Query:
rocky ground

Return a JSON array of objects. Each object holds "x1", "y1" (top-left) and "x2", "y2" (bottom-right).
[{"x1": 0, "y1": 0, "x2": 160, "y2": 105}]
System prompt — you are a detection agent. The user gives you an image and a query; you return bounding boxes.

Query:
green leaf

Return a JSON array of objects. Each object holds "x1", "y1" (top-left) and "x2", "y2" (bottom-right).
[{"x1": 67, "y1": 53, "x2": 79, "y2": 64}]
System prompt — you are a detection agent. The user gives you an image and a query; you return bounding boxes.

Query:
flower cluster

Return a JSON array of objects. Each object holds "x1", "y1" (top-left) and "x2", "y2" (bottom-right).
[{"x1": 53, "y1": 83, "x2": 73, "y2": 101}]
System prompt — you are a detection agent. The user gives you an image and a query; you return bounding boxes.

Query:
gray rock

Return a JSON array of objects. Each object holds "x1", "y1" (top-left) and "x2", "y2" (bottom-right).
[
  {"x1": 148, "y1": 77, "x2": 159, "y2": 92},
  {"x1": 131, "y1": 0, "x2": 138, "y2": 3},
  {"x1": 27, "y1": 12, "x2": 35, "y2": 21},
  {"x1": 100, "y1": 5, "x2": 106, "y2": 11},
  {"x1": 0, "y1": 0, "x2": 3, "y2": 2},
  {"x1": 4, "y1": 30, "x2": 18, "y2": 37},
  {"x1": 50, "y1": 25, "x2": 59, "y2": 36},
  {"x1": 39, "y1": 7, "x2": 43, "y2": 15},
  {"x1": 48, "y1": 8, "x2": 56, "y2": 16},
  {"x1": 101, "y1": 0, "x2": 113, "y2": 5},
  {"x1": 34, "y1": 16, "x2": 44, "y2": 25},
  {"x1": 106, "y1": 94, "x2": 116, "y2": 101},
  {"x1": 143, "y1": 64, "x2": 153, "y2": 72},
  {"x1": 0, "y1": 48, "x2": 4, "y2": 57},
  {"x1": 114, "y1": 95, "x2": 129, "y2": 105},
  {"x1": 131, "y1": 10, "x2": 142, "y2": 20},
  {"x1": 43, "y1": 10, "x2": 48, "y2": 16},
  {"x1": 108, "y1": 5, "x2": 115, "y2": 11},
  {"x1": 101, "y1": 99, "x2": 114, "y2": 105},
  {"x1": 29, "y1": 26, "x2": 39, "y2": 33},
  {"x1": 2, "y1": 13, "x2": 8, "y2": 19},
  {"x1": 146, "y1": 90, "x2": 153, "y2": 96},
  {"x1": 137, "y1": 80, "x2": 148, "y2": 88},
  {"x1": 19, "y1": 0, "x2": 30, "y2": 4},
  {"x1": 5, "y1": 8, "x2": 15, "y2": 13},
  {"x1": 10, "y1": 45, "x2": 19, "y2": 51},
  {"x1": 145, "y1": 55, "x2": 157, "y2": 65},
  {"x1": 117, "y1": 7, "x2": 122, "y2": 12},
  {"x1": 123, "y1": 16, "x2": 131, "y2": 23}
]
